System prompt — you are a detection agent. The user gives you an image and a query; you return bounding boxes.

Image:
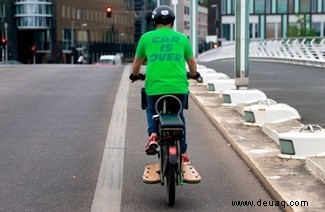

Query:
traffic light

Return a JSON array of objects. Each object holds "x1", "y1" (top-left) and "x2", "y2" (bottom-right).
[
  {"x1": 106, "y1": 7, "x2": 112, "y2": 18},
  {"x1": 31, "y1": 45, "x2": 36, "y2": 54},
  {"x1": 1, "y1": 38, "x2": 7, "y2": 46}
]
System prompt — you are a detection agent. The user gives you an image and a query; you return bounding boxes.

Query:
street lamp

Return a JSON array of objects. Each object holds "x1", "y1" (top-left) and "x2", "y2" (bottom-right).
[
  {"x1": 172, "y1": 0, "x2": 178, "y2": 31},
  {"x1": 71, "y1": 20, "x2": 75, "y2": 64},
  {"x1": 81, "y1": 23, "x2": 87, "y2": 62},
  {"x1": 81, "y1": 23, "x2": 87, "y2": 42},
  {"x1": 210, "y1": 4, "x2": 219, "y2": 37},
  {"x1": 71, "y1": 21, "x2": 75, "y2": 48},
  {"x1": 119, "y1": 33, "x2": 125, "y2": 61}
]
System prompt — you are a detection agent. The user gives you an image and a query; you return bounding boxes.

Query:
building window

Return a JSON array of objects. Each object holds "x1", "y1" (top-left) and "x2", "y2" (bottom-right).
[
  {"x1": 277, "y1": 0, "x2": 288, "y2": 13},
  {"x1": 265, "y1": 0, "x2": 271, "y2": 13},
  {"x1": 311, "y1": 0, "x2": 317, "y2": 12},
  {"x1": 184, "y1": 6, "x2": 190, "y2": 15},
  {"x1": 256, "y1": 23, "x2": 260, "y2": 38},
  {"x1": 300, "y1": 0, "x2": 311, "y2": 13},
  {"x1": 61, "y1": 5, "x2": 65, "y2": 18},
  {"x1": 184, "y1": 21, "x2": 190, "y2": 30},
  {"x1": 311, "y1": 22, "x2": 321, "y2": 36},
  {"x1": 250, "y1": 23, "x2": 260, "y2": 38},
  {"x1": 66, "y1": 6, "x2": 70, "y2": 19},
  {"x1": 72, "y1": 7, "x2": 76, "y2": 19},
  {"x1": 249, "y1": 23, "x2": 259, "y2": 39},
  {"x1": 226, "y1": 0, "x2": 231, "y2": 14},
  {"x1": 266, "y1": 23, "x2": 276, "y2": 38},
  {"x1": 272, "y1": 0, "x2": 277, "y2": 13},
  {"x1": 62, "y1": 29, "x2": 72, "y2": 51},
  {"x1": 255, "y1": 0, "x2": 265, "y2": 14},
  {"x1": 221, "y1": 0, "x2": 226, "y2": 15},
  {"x1": 231, "y1": 0, "x2": 236, "y2": 14},
  {"x1": 35, "y1": 30, "x2": 51, "y2": 51},
  {"x1": 288, "y1": 0, "x2": 294, "y2": 13},
  {"x1": 222, "y1": 24, "x2": 231, "y2": 40},
  {"x1": 15, "y1": 0, "x2": 52, "y2": 29}
]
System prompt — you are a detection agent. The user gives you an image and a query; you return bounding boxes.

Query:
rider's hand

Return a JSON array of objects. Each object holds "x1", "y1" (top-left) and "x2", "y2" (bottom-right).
[
  {"x1": 129, "y1": 73, "x2": 145, "y2": 83},
  {"x1": 187, "y1": 72, "x2": 201, "y2": 80},
  {"x1": 129, "y1": 73, "x2": 138, "y2": 82},
  {"x1": 138, "y1": 73, "x2": 146, "y2": 81}
]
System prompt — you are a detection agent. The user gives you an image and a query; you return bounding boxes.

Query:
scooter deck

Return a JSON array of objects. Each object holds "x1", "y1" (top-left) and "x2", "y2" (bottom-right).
[
  {"x1": 182, "y1": 164, "x2": 201, "y2": 183},
  {"x1": 142, "y1": 164, "x2": 201, "y2": 184},
  {"x1": 143, "y1": 164, "x2": 160, "y2": 184}
]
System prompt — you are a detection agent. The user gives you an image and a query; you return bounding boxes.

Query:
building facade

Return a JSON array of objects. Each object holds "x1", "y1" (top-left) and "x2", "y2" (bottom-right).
[
  {"x1": 1, "y1": 0, "x2": 136, "y2": 64},
  {"x1": 218, "y1": 0, "x2": 325, "y2": 45},
  {"x1": 55, "y1": 0, "x2": 136, "y2": 64},
  {"x1": 0, "y1": 0, "x2": 208, "y2": 64},
  {"x1": 173, "y1": 0, "x2": 208, "y2": 53}
]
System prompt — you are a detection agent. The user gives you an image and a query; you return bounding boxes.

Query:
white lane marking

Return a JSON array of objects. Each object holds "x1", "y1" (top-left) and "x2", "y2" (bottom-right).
[{"x1": 91, "y1": 65, "x2": 130, "y2": 212}]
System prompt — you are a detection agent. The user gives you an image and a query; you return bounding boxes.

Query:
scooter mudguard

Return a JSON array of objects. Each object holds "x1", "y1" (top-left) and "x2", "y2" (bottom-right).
[{"x1": 168, "y1": 146, "x2": 178, "y2": 165}]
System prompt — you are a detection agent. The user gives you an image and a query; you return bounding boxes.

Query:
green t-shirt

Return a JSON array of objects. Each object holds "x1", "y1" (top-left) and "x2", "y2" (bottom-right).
[{"x1": 135, "y1": 27, "x2": 194, "y2": 96}]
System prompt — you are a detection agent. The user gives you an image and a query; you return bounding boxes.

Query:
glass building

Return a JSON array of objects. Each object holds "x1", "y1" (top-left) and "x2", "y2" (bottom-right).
[
  {"x1": 15, "y1": 0, "x2": 52, "y2": 30},
  {"x1": 220, "y1": 0, "x2": 325, "y2": 44},
  {"x1": 14, "y1": 0, "x2": 52, "y2": 59}
]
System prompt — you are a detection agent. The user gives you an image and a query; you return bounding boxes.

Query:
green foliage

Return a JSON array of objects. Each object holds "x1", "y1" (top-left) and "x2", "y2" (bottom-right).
[
  {"x1": 287, "y1": 14, "x2": 317, "y2": 37},
  {"x1": 198, "y1": 0, "x2": 208, "y2": 6}
]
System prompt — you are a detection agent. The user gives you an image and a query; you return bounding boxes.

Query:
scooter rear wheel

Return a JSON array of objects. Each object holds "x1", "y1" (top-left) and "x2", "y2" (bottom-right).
[{"x1": 166, "y1": 163, "x2": 176, "y2": 207}]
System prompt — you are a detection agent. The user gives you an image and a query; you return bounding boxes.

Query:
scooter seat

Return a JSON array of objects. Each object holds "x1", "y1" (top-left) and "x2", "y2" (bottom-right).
[{"x1": 159, "y1": 113, "x2": 184, "y2": 129}]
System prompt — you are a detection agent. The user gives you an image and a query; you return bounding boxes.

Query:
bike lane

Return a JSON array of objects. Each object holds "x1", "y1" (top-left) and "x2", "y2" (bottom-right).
[{"x1": 122, "y1": 65, "x2": 281, "y2": 211}]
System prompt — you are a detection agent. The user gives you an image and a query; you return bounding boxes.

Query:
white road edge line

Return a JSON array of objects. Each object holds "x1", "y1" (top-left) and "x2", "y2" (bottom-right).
[{"x1": 91, "y1": 65, "x2": 130, "y2": 212}]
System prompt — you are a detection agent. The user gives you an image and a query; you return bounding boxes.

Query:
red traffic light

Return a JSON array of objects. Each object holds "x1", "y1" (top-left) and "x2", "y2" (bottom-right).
[
  {"x1": 1, "y1": 38, "x2": 7, "y2": 45},
  {"x1": 106, "y1": 7, "x2": 112, "y2": 18},
  {"x1": 31, "y1": 45, "x2": 36, "y2": 51}
]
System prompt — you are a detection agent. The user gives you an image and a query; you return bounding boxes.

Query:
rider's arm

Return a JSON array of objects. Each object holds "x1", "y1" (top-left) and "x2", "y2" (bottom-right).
[
  {"x1": 186, "y1": 57, "x2": 197, "y2": 77},
  {"x1": 132, "y1": 57, "x2": 145, "y2": 76}
]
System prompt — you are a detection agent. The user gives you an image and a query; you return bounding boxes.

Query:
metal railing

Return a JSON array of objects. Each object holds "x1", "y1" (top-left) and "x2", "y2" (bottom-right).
[{"x1": 198, "y1": 37, "x2": 325, "y2": 68}]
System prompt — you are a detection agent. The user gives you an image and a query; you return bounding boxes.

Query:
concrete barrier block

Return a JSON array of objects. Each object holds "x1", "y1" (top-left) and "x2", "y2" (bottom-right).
[
  {"x1": 243, "y1": 99, "x2": 301, "y2": 127},
  {"x1": 222, "y1": 89, "x2": 267, "y2": 106},
  {"x1": 207, "y1": 78, "x2": 236, "y2": 94},
  {"x1": 278, "y1": 125, "x2": 325, "y2": 159}
]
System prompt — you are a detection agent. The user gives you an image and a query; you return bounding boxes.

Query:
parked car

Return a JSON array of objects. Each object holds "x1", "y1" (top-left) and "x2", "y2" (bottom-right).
[
  {"x1": 95, "y1": 55, "x2": 122, "y2": 65},
  {"x1": 0, "y1": 60, "x2": 22, "y2": 65}
]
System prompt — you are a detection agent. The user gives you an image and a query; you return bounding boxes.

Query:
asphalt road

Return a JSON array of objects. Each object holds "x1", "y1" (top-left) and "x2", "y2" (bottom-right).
[
  {"x1": 0, "y1": 65, "x2": 123, "y2": 211},
  {"x1": 0, "y1": 64, "x2": 283, "y2": 211},
  {"x1": 200, "y1": 60, "x2": 325, "y2": 128}
]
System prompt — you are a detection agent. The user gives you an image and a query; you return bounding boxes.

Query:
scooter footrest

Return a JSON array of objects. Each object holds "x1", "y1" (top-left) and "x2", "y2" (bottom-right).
[
  {"x1": 143, "y1": 164, "x2": 161, "y2": 184},
  {"x1": 182, "y1": 165, "x2": 201, "y2": 184}
]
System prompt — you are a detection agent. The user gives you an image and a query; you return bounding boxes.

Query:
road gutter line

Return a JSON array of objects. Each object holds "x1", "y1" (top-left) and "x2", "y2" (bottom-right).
[{"x1": 91, "y1": 66, "x2": 130, "y2": 212}]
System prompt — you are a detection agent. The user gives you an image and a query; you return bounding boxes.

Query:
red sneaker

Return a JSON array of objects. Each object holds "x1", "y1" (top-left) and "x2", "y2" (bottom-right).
[
  {"x1": 145, "y1": 136, "x2": 158, "y2": 152},
  {"x1": 182, "y1": 154, "x2": 190, "y2": 165}
]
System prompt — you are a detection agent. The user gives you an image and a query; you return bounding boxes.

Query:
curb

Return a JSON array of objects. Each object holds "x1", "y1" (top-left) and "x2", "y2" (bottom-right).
[
  {"x1": 189, "y1": 82, "x2": 325, "y2": 212},
  {"x1": 305, "y1": 157, "x2": 325, "y2": 183},
  {"x1": 189, "y1": 91, "x2": 293, "y2": 212}
]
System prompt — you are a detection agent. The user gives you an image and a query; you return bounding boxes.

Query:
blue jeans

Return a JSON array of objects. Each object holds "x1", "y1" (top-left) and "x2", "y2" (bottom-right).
[{"x1": 146, "y1": 94, "x2": 188, "y2": 153}]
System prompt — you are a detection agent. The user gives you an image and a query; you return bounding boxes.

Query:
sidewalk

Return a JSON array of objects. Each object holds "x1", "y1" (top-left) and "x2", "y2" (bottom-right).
[{"x1": 189, "y1": 81, "x2": 325, "y2": 212}]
